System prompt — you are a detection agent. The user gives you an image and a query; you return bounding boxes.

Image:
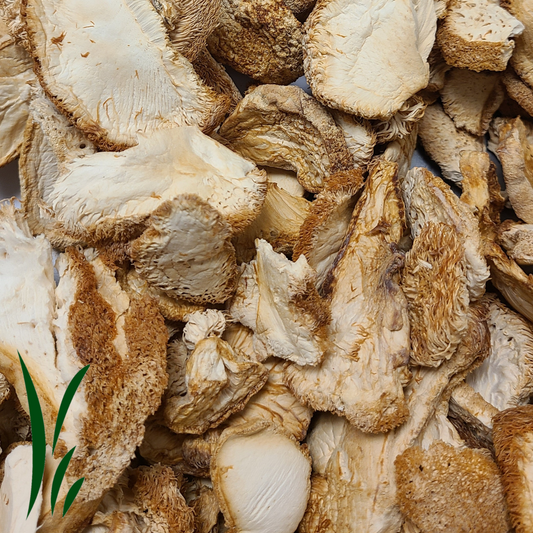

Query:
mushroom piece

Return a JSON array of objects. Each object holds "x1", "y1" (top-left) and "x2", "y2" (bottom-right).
[
  {"x1": 206, "y1": 0, "x2": 303, "y2": 84},
  {"x1": 418, "y1": 102, "x2": 485, "y2": 184},
  {"x1": 402, "y1": 166, "x2": 489, "y2": 300},
  {"x1": 303, "y1": 0, "x2": 436, "y2": 119},
  {"x1": 23, "y1": 0, "x2": 230, "y2": 150},
  {"x1": 440, "y1": 68, "x2": 505, "y2": 136},
  {"x1": 139, "y1": 415, "x2": 188, "y2": 467},
  {"x1": 285, "y1": 161, "x2": 410, "y2": 433},
  {"x1": 493, "y1": 405, "x2": 533, "y2": 533},
  {"x1": 502, "y1": 68, "x2": 533, "y2": 117},
  {"x1": 395, "y1": 442, "x2": 510, "y2": 533},
  {"x1": 210, "y1": 421, "x2": 311, "y2": 533},
  {"x1": 383, "y1": 126, "x2": 419, "y2": 181},
  {"x1": 450, "y1": 381, "x2": 500, "y2": 429},
  {"x1": 230, "y1": 239, "x2": 331, "y2": 367},
  {"x1": 263, "y1": 167, "x2": 305, "y2": 197},
  {"x1": 283, "y1": 0, "x2": 315, "y2": 14},
  {"x1": 219, "y1": 84, "x2": 354, "y2": 193},
  {"x1": 499, "y1": 221, "x2": 533, "y2": 265},
  {"x1": 437, "y1": 0, "x2": 524, "y2": 72}
]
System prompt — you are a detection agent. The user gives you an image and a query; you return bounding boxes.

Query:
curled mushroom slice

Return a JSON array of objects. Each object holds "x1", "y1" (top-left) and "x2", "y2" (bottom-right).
[
  {"x1": 418, "y1": 102, "x2": 485, "y2": 183},
  {"x1": 437, "y1": 0, "x2": 524, "y2": 72},
  {"x1": 230, "y1": 239, "x2": 330, "y2": 366},
  {"x1": 303, "y1": 0, "x2": 436, "y2": 119},
  {"x1": 286, "y1": 161, "x2": 410, "y2": 433},
  {"x1": 220, "y1": 84, "x2": 354, "y2": 193},
  {"x1": 498, "y1": 221, "x2": 533, "y2": 265},
  {"x1": 23, "y1": 0, "x2": 229, "y2": 150},
  {"x1": 211, "y1": 421, "x2": 311, "y2": 533},
  {"x1": 449, "y1": 381, "x2": 499, "y2": 430},
  {"x1": 206, "y1": 0, "x2": 303, "y2": 84},
  {"x1": 502, "y1": 68, "x2": 533, "y2": 117},
  {"x1": 441, "y1": 68, "x2": 505, "y2": 136},
  {"x1": 395, "y1": 442, "x2": 511, "y2": 533},
  {"x1": 383, "y1": 126, "x2": 419, "y2": 180},
  {"x1": 493, "y1": 405, "x2": 533, "y2": 533}
]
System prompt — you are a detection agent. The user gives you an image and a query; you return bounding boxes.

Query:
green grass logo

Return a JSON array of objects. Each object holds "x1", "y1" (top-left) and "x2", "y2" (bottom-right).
[{"x1": 18, "y1": 352, "x2": 90, "y2": 518}]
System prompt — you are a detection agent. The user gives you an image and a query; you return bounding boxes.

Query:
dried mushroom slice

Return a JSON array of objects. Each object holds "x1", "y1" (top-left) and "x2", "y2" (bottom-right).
[
  {"x1": 163, "y1": 337, "x2": 268, "y2": 435},
  {"x1": 499, "y1": 221, "x2": 533, "y2": 265},
  {"x1": 502, "y1": 68, "x2": 533, "y2": 116},
  {"x1": 437, "y1": 0, "x2": 524, "y2": 72},
  {"x1": 466, "y1": 295, "x2": 533, "y2": 410},
  {"x1": 188, "y1": 484, "x2": 220, "y2": 533},
  {"x1": 441, "y1": 68, "x2": 505, "y2": 136},
  {"x1": 206, "y1": 0, "x2": 303, "y2": 84},
  {"x1": 493, "y1": 405, "x2": 533, "y2": 533},
  {"x1": 304, "y1": 0, "x2": 436, "y2": 119},
  {"x1": 219, "y1": 84, "x2": 354, "y2": 193},
  {"x1": 264, "y1": 167, "x2": 305, "y2": 197},
  {"x1": 402, "y1": 222, "x2": 470, "y2": 367},
  {"x1": 418, "y1": 102, "x2": 485, "y2": 183},
  {"x1": 283, "y1": 0, "x2": 315, "y2": 13},
  {"x1": 495, "y1": 117, "x2": 533, "y2": 224},
  {"x1": 395, "y1": 442, "x2": 510, "y2": 533},
  {"x1": 23, "y1": 0, "x2": 229, "y2": 150},
  {"x1": 383, "y1": 126, "x2": 419, "y2": 180},
  {"x1": 211, "y1": 421, "x2": 311, "y2": 533},
  {"x1": 286, "y1": 161, "x2": 410, "y2": 433},
  {"x1": 293, "y1": 169, "x2": 362, "y2": 289},
  {"x1": 451, "y1": 381, "x2": 500, "y2": 429},
  {"x1": 230, "y1": 239, "x2": 330, "y2": 366},
  {"x1": 402, "y1": 167, "x2": 489, "y2": 300},
  {"x1": 139, "y1": 415, "x2": 187, "y2": 466},
  {"x1": 129, "y1": 195, "x2": 238, "y2": 305}
]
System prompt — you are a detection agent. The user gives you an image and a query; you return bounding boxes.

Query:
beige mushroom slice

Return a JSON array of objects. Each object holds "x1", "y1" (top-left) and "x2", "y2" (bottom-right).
[
  {"x1": 502, "y1": 68, "x2": 533, "y2": 116},
  {"x1": 299, "y1": 304, "x2": 490, "y2": 533},
  {"x1": 293, "y1": 169, "x2": 362, "y2": 289},
  {"x1": 0, "y1": 0, "x2": 27, "y2": 47},
  {"x1": 219, "y1": 84, "x2": 354, "y2": 193},
  {"x1": 499, "y1": 221, "x2": 533, "y2": 265},
  {"x1": 129, "y1": 195, "x2": 239, "y2": 305},
  {"x1": 285, "y1": 161, "x2": 410, "y2": 433},
  {"x1": 395, "y1": 442, "x2": 510, "y2": 533},
  {"x1": 163, "y1": 337, "x2": 268, "y2": 435},
  {"x1": 427, "y1": 45, "x2": 452, "y2": 92},
  {"x1": 0, "y1": 444, "x2": 42, "y2": 532},
  {"x1": 402, "y1": 221, "x2": 470, "y2": 367},
  {"x1": 304, "y1": 0, "x2": 436, "y2": 119},
  {"x1": 283, "y1": 0, "x2": 315, "y2": 13},
  {"x1": 331, "y1": 111, "x2": 376, "y2": 168},
  {"x1": 263, "y1": 167, "x2": 305, "y2": 197},
  {"x1": 402, "y1": 167, "x2": 490, "y2": 300},
  {"x1": 84, "y1": 465, "x2": 194, "y2": 533},
  {"x1": 189, "y1": 484, "x2": 220, "y2": 533},
  {"x1": 230, "y1": 239, "x2": 330, "y2": 366},
  {"x1": 23, "y1": 0, "x2": 230, "y2": 150},
  {"x1": 0, "y1": 391, "x2": 31, "y2": 454},
  {"x1": 441, "y1": 68, "x2": 505, "y2": 136},
  {"x1": 139, "y1": 415, "x2": 188, "y2": 466},
  {"x1": 383, "y1": 125, "x2": 419, "y2": 181},
  {"x1": 418, "y1": 102, "x2": 485, "y2": 183},
  {"x1": 211, "y1": 421, "x2": 311, "y2": 533},
  {"x1": 232, "y1": 181, "x2": 311, "y2": 263},
  {"x1": 503, "y1": 0, "x2": 533, "y2": 90},
  {"x1": 222, "y1": 322, "x2": 269, "y2": 363},
  {"x1": 466, "y1": 295, "x2": 533, "y2": 410},
  {"x1": 493, "y1": 405, "x2": 533, "y2": 533},
  {"x1": 206, "y1": 0, "x2": 303, "y2": 84},
  {"x1": 437, "y1": 0, "x2": 524, "y2": 72},
  {"x1": 182, "y1": 309, "x2": 227, "y2": 351}
]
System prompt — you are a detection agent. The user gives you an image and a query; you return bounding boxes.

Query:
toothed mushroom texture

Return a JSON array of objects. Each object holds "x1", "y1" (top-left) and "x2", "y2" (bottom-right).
[
  {"x1": 0, "y1": 205, "x2": 168, "y2": 532},
  {"x1": 211, "y1": 422, "x2": 311, "y2": 533},
  {"x1": 23, "y1": 0, "x2": 229, "y2": 150},
  {"x1": 499, "y1": 222, "x2": 533, "y2": 265},
  {"x1": 303, "y1": 0, "x2": 436, "y2": 119},
  {"x1": 219, "y1": 84, "x2": 354, "y2": 193}
]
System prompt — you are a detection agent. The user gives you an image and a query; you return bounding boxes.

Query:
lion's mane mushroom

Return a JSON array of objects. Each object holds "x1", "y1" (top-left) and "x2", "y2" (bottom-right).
[{"x1": 499, "y1": 221, "x2": 533, "y2": 265}]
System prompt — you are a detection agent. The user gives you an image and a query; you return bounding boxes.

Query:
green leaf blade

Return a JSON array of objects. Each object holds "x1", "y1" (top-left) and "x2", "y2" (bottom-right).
[
  {"x1": 62, "y1": 477, "x2": 84, "y2": 517},
  {"x1": 50, "y1": 446, "x2": 76, "y2": 515}
]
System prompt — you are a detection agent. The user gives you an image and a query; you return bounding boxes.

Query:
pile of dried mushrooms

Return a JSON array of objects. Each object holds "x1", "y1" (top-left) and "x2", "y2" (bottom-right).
[{"x1": 1, "y1": 0, "x2": 533, "y2": 531}]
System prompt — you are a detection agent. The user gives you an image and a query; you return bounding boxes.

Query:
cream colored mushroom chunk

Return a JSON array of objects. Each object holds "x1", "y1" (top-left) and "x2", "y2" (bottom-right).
[
  {"x1": 504, "y1": 0, "x2": 533, "y2": 90},
  {"x1": 499, "y1": 222, "x2": 533, "y2": 265},
  {"x1": 211, "y1": 422, "x2": 311, "y2": 533},
  {"x1": 24, "y1": 0, "x2": 229, "y2": 149},
  {"x1": 304, "y1": 0, "x2": 436, "y2": 119}
]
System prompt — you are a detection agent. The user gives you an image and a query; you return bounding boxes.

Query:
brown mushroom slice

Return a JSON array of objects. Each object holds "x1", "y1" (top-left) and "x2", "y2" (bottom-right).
[
  {"x1": 230, "y1": 239, "x2": 330, "y2": 366},
  {"x1": 402, "y1": 167, "x2": 489, "y2": 300},
  {"x1": 23, "y1": 0, "x2": 229, "y2": 150},
  {"x1": 331, "y1": 111, "x2": 376, "y2": 168},
  {"x1": 293, "y1": 169, "x2": 362, "y2": 289},
  {"x1": 139, "y1": 415, "x2": 187, "y2": 466},
  {"x1": 304, "y1": 0, "x2": 436, "y2": 119},
  {"x1": 130, "y1": 195, "x2": 238, "y2": 305},
  {"x1": 299, "y1": 304, "x2": 491, "y2": 533},
  {"x1": 211, "y1": 421, "x2": 311, "y2": 533},
  {"x1": 499, "y1": 221, "x2": 533, "y2": 265},
  {"x1": 189, "y1": 483, "x2": 220, "y2": 533},
  {"x1": 232, "y1": 182, "x2": 311, "y2": 263},
  {"x1": 283, "y1": 0, "x2": 315, "y2": 14},
  {"x1": 206, "y1": 0, "x2": 303, "y2": 84},
  {"x1": 493, "y1": 405, "x2": 533, "y2": 533},
  {"x1": 502, "y1": 68, "x2": 533, "y2": 116},
  {"x1": 441, "y1": 68, "x2": 505, "y2": 136},
  {"x1": 286, "y1": 161, "x2": 410, "y2": 433},
  {"x1": 163, "y1": 337, "x2": 268, "y2": 435},
  {"x1": 466, "y1": 295, "x2": 533, "y2": 410},
  {"x1": 383, "y1": 126, "x2": 419, "y2": 180},
  {"x1": 219, "y1": 84, "x2": 354, "y2": 193},
  {"x1": 418, "y1": 102, "x2": 485, "y2": 183},
  {"x1": 395, "y1": 442, "x2": 510, "y2": 533},
  {"x1": 402, "y1": 222, "x2": 470, "y2": 367},
  {"x1": 437, "y1": 0, "x2": 523, "y2": 72}
]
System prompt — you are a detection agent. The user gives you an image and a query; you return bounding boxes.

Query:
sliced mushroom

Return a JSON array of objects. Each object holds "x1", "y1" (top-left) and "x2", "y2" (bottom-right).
[
  {"x1": 383, "y1": 126, "x2": 419, "y2": 181},
  {"x1": 304, "y1": 0, "x2": 436, "y2": 119},
  {"x1": 498, "y1": 221, "x2": 533, "y2": 265},
  {"x1": 451, "y1": 381, "x2": 500, "y2": 429},
  {"x1": 502, "y1": 68, "x2": 533, "y2": 116}
]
